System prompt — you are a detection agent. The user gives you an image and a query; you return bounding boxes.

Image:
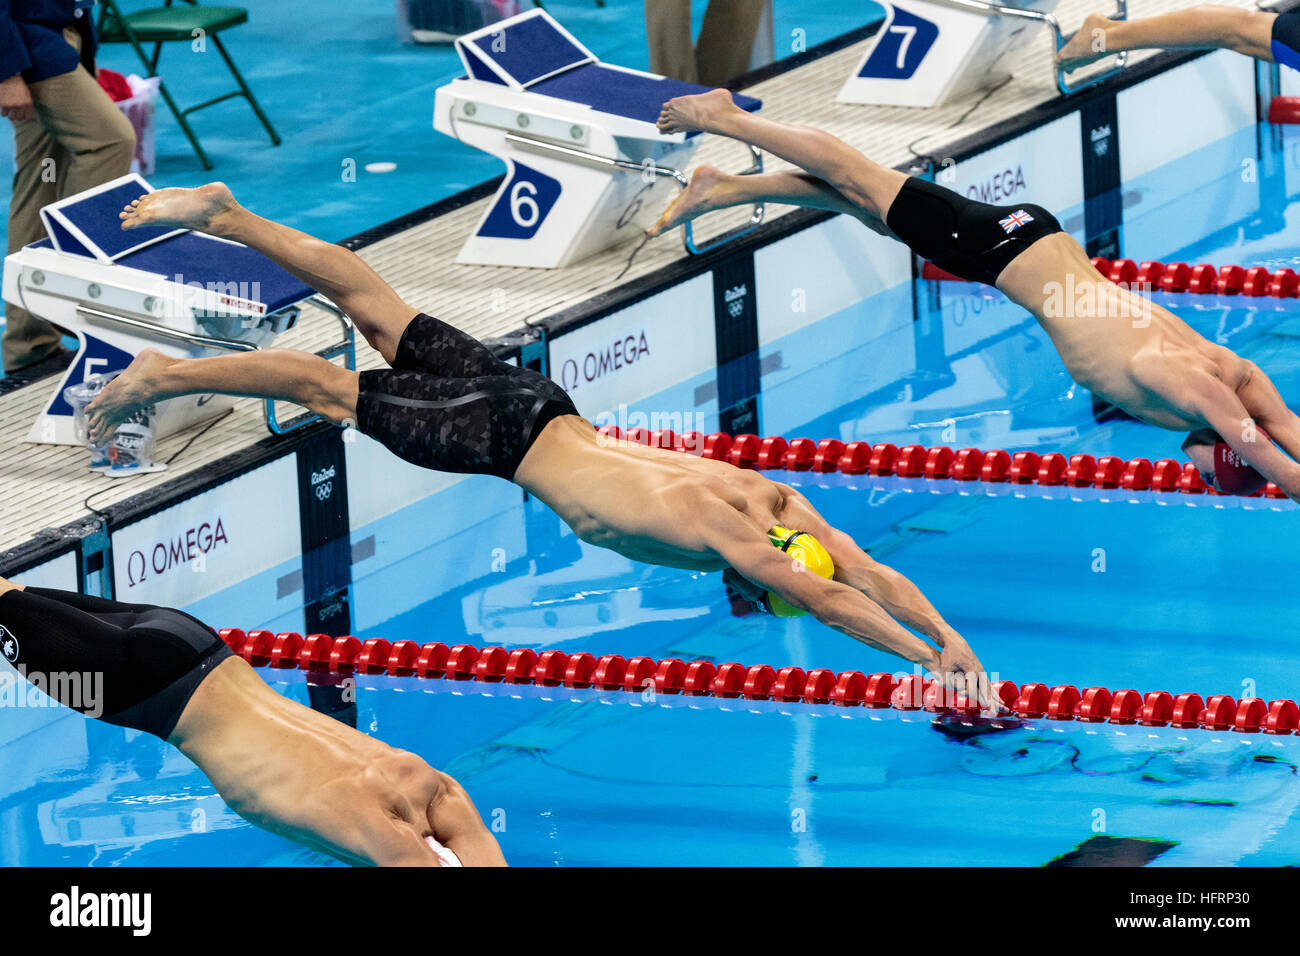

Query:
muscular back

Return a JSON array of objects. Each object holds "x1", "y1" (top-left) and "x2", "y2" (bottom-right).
[
  {"x1": 173, "y1": 657, "x2": 501, "y2": 866},
  {"x1": 997, "y1": 233, "x2": 1253, "y2": 430},
  {"x1": 516, "y1": 415, "x2": 795, "y2": 569}
]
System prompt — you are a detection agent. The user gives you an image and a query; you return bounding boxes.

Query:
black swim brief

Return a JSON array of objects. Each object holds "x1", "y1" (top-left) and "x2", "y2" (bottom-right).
[
  {"x1": 356, "y1": 313, "x2": 580, "y2": 481},
  {"x1": 1275, "y1": 11, "x2": 1300, "y2": 71},
  {"x1": 0, "y1": 587, "x2": 233, "y2": 739},
  {"x1": 885, "y1": 177, "x2": 1064, "y2": 285}
]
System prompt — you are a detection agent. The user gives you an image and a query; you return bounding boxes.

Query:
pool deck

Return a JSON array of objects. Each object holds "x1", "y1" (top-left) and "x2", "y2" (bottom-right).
[{"x1": 0, "y1": 0, "x2": 1271, "y2": 562}]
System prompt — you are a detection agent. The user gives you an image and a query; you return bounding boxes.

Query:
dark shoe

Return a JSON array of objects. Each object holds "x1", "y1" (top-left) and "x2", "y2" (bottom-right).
[{"x1": 3, "y1": 343, "x2": 71, "y2": 375}]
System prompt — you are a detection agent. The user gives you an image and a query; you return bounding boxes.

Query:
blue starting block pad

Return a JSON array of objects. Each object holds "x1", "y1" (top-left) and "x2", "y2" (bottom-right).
[
  {"x1": 528, "y1": 65, "x2": 760, "y2": 132},
  {"x1": 3, "y1": 174, "x2": 351, "y2": 446},
  {"x1": 40, "y1": 177, "x2": 182, "y2": 263},
  {"x1": 456, "y1": 10, "x2": 760, "y2": 128},
  {"x1": 435, "y1": 8, "x2": 765, "y2": 268}
]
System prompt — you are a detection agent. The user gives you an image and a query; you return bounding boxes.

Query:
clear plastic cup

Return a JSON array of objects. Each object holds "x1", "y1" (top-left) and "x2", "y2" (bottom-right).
[{"x1": 63, "y1": 372, "x2": 163, "y2": 476}]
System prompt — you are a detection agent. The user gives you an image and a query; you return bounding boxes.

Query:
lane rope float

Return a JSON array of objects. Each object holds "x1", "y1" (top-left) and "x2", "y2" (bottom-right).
[
  {"x1": 594, "y1": 426, "x2": 1291, "y2": 500},
  {"x1": 923, "y1": 256, "x2": 1300, "y2": 298},
  {"x1": 217, "y1": 629, "x2": 1300, "y2": 736}
]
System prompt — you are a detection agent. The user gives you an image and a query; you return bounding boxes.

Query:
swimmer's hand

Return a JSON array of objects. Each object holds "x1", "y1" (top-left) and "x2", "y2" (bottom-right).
[{"x1": 935, "y1": 638, "x2": 1005, "y2": 714}]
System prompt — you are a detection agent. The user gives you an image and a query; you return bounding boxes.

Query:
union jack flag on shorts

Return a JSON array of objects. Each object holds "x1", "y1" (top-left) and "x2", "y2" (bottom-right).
[{"x1": 999, "y1": 209, "x2": 1034, "y2": 234}]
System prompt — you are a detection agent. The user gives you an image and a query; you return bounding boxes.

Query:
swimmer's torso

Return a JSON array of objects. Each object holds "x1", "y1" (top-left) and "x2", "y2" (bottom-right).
[
  {"x1": 174, "y1": 657, "x2": 444, "y2": 866},
  {"x1": 997, "y1": 233, "x2": 1254, "y2": 431},
  {"x1": 516, "y1": 415, "x2": 797, "y2": 570}
]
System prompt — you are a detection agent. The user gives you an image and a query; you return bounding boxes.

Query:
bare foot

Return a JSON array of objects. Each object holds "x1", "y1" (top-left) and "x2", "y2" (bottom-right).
[
  {"x1": 1057, "y1": 13, "x2": 1115, "y2": 70},
  {"x1": 648, "y1": 165, "x2": 730, "y2": 237},
  {"x1": 656, "y1": 88, "x2": 740, "y2": 136},
  {"x1": 84, "y1": 348, "x2": 176, "y2": 444},
  {"x1": 119, "y1": 182, "x2": 238, "y2": 235}
]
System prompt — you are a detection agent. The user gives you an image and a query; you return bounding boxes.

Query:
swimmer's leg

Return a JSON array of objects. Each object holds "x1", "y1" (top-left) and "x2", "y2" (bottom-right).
[
  {"x1": 119, "y1": 184, "x2": 417, "y2": 363},
  {"x1": 1058, "y1": 6, "x2": 1277, "y2": 69},
  {"x1": 650, "y1": 166, "x2": 891, "y2": 236},
  {"x1": 657, "y1": 90, "x2": 908, "y2": 219},
  {"x1": 85, "y1": 346, "x2": 359, "y2": 444}
]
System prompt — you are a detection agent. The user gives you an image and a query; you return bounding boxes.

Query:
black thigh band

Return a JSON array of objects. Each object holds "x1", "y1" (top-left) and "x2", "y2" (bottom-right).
[
  {"x1": 885, "y1": 177, "x2": 1063, "y2": 284},
  {"x1": 1275, "y1": 12, "x2": 1300, "y2": 71},
  {"x1": 0, "y1": 587, "x2": 232, "y2": 739}
]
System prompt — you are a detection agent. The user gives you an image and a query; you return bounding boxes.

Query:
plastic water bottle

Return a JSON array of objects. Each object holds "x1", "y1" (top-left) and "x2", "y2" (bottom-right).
[{"x1": 63, "y1": 372, "x2": 164, "y2": 476}]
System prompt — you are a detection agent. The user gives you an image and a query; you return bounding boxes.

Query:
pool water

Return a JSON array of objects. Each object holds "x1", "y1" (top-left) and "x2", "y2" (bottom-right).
[{"x1": 2, "y1": 120, "x2": 1298, "y2": 867}]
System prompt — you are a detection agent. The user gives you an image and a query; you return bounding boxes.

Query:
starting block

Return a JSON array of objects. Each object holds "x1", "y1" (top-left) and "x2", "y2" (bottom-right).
[
  {"x1": 839, "y1": 0, "x2": 1129, "y2": 108},
  {"x1": 2, "y1": 174, "x2": 355, "y2": 446},
  {"x1": 434, "y1": 8, "x2": 765, "y2": 269}
]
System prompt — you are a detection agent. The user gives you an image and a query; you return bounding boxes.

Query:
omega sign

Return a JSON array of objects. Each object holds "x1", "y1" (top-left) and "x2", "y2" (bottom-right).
[
  {"x1": 966, "y1": 165, "x2": 1027, "y2": 203},
  {"x1": 560, "y1": 330, "x2": 650, "y2": 391},
  {"x1": 125, "y1": 517, "x2": 229, "y2": 587}
]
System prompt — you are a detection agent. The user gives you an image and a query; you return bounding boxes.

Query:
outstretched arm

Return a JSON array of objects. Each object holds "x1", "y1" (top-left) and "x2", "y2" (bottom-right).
[
  {"x1": 718, "y1": 535, "x2": 1000, "y2": 709},
  {"x1": 765, "y1": 484, "x2": 987, "y2": 681},
  {"x1": 427, "y1": 775, "x2": 508, "y2": 867},
  {"x1": 822, "y1": 540, "x2": 996, "y2": 708},
  {"x1": 721, "y1": 536, "x2": 941, "y2": 669},
  {"x1": 1191, "y1": 373, "x2": 1300, "y2": 501}
]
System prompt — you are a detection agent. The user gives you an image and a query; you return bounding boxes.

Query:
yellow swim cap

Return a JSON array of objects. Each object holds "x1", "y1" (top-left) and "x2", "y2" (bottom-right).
[{"x1": 766, "y1": 526, "x2": 835, "y2": 617}]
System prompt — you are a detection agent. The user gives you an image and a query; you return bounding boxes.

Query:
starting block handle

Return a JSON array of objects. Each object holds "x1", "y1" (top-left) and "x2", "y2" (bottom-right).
[
  {"x1": 75, "y1": 299, "x2": 358, "y2": 437},
  {"x1": 683, "y1": 144, "x2": 764, "y2": 256},
  {"x1": 929, "y1": 0, "x2": 1129, "y2": 95},
  {"x1": 502, "y1": 133, "x2": 766, "y2": 257},
  {"x1": 76, "y1": 304, "x2": 259, "y2": 353}
]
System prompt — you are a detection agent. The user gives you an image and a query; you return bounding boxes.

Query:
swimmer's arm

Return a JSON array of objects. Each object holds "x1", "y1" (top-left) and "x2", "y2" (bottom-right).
[
  {"x1": 428, "y1": 774, "x2": 508, "y2": 867},
  {"x1": 718, "y1": 537, "x2": 940, "y2": 669},
  {"x1": 1191, "y1": 375, "x2": 1300, "y2": 500},
  {"x1": 824, "y1": 539, "x2": 961, "y2": 649},
  {"x1": 827, "y1": 550, "x2": 998, "y2": 707}
]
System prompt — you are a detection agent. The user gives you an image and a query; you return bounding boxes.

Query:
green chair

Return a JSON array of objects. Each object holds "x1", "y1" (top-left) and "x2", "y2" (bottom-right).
[{"x1": 96, "y1": 0, "x2": 281, "y2": 170}]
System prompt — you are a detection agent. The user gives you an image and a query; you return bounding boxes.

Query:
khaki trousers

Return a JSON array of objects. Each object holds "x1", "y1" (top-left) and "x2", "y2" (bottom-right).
[
  {"x1": 645, "y1": 0, "x2": 767, "y2": 87},
  {"x1": 4, "y1": 26, "x2": 136, "y2": 371}
]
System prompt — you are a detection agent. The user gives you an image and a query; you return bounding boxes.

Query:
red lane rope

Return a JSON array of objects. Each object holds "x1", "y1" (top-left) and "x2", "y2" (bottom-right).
[
  {"x1": 218, "y1": 629, "x2": 1300, "y2": 736},
  {"x1": 922, "y1": 256, "x2": 1300, "y2": 298},
  {"x1": 1270, "y1": 97, "x2": 1300, "y2": 125},
  {"x1": 591, "y1": 426, "x2": 1289, "y2": 499}
]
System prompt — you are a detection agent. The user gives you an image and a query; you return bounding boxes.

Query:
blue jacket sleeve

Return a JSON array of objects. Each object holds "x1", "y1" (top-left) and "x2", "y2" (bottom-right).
[{"x1": 0, "y1": 0, "x2": 35, "y2": 83}]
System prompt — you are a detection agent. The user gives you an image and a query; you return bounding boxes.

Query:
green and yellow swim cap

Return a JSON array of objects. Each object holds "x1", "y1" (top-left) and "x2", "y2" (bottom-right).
[{"x1": 765, "y1": 526, "x2": 835, "y2": 617}]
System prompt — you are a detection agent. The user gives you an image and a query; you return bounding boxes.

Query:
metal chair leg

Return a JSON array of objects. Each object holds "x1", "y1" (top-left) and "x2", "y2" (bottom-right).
[
  {"x1": 157, "y1": 78, "x2": 215, "y2": 170},
  {"x1": 100, "y1": 5, "x2": 214, "y2": 169},
  {"x1": 213, "y1": 35, "x2": 281, "y2": 146}
]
